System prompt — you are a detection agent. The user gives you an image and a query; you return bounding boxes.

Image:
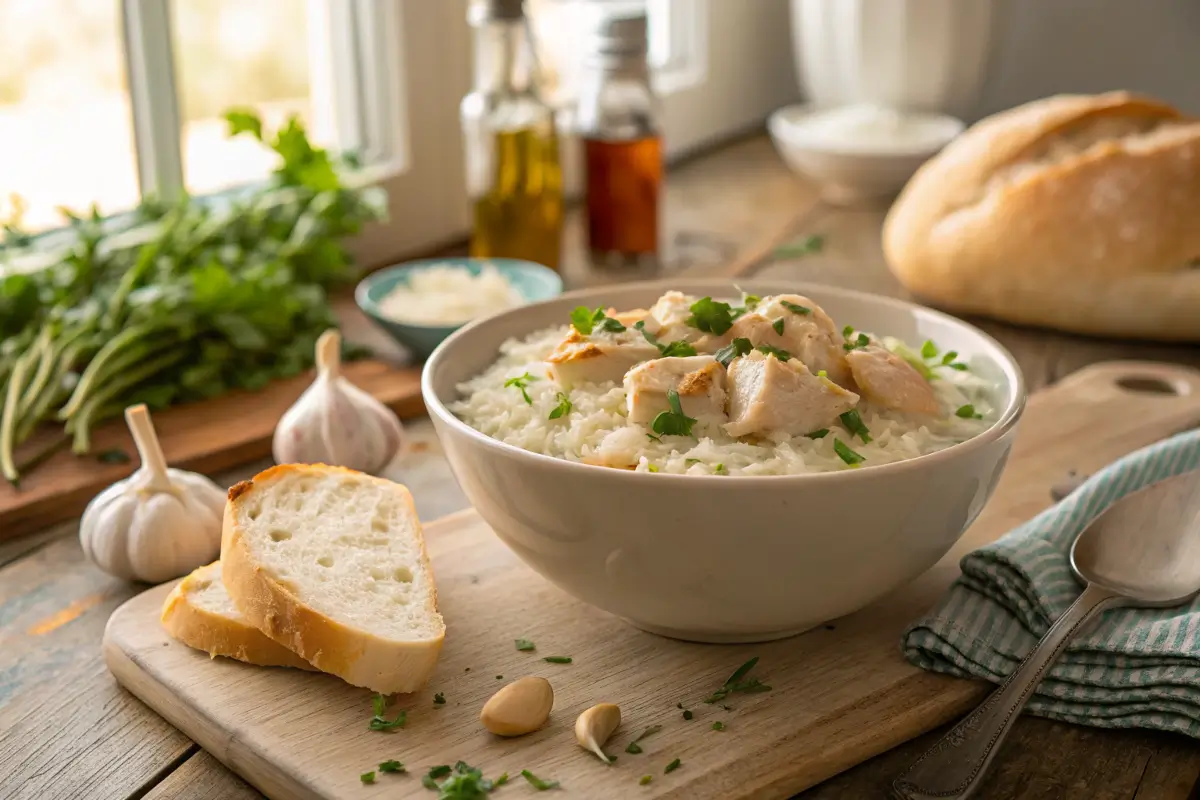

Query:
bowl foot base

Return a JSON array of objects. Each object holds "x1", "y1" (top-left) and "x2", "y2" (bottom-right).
[{"x1": 624, "y1": 619, "x2": 819, "y2": 644}]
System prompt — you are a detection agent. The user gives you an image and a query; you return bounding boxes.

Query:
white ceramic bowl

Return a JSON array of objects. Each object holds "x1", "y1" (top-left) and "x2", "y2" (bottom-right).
[
  {"x1": 423, "y1": 279, "x2": 1025, "y2": 643},
  {"x1": 767, "y1": 104, "x2": 964, "y2": 206}
]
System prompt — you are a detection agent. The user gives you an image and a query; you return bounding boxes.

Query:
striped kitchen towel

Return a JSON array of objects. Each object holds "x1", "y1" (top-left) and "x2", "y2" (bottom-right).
[{"x1": 903, "y1": 429, "x2": 1200, "y2": 737}]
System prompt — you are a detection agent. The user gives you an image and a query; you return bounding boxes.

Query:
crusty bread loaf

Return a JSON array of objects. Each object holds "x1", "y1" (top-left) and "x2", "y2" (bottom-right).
[
  {"x1": 883, "y1": 91, "x2": 1200, "y2": 341},
  {"x1": 221, "y1": 464, "x2": 444, "y2": 694},
  {"x1": 161, "y1": 561, "x2": 315, "y2": 670}
]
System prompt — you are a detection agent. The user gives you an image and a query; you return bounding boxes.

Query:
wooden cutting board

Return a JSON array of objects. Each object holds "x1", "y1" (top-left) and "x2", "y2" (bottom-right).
[
  {"x1": 103, "y1": 361, "x2": 1200, "y2": 800},
  {"x1": 0, "y1": 359, "x2": 423, "y2": 541}
]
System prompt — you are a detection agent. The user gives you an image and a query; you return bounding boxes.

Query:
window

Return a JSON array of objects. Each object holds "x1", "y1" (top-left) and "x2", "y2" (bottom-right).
[{"x1": 2, "y1": 0, "x2": 795, "y2": 263}]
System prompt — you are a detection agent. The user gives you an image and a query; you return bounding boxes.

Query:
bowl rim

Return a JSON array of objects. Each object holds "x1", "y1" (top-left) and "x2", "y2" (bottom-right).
[
  {"x1": 354, "y1": 257, "x2": 564, "y2": 331},
  {"x1": 767, "y1": 102, "x2": 965, "y2": 159},
  {"x1": 422, "y1": 278, "x2": 1027, "y2": 485}
]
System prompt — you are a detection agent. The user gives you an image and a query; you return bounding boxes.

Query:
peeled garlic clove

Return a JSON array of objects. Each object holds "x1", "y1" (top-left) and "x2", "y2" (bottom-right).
[
  {"x1": 480, "y1": 677, "x2": 554, "y2": 737},
  {"x1": 272, "y1": 329, "x2": 405, "y2": 474},
  {"x1": 575, "y1": 703, "x2": 621, "y2": 763}
]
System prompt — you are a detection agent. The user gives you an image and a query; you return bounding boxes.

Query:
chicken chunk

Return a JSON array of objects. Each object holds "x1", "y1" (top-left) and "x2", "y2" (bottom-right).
[
  {"x1": 624, "y1": 355, "x2": 728, "y2": 424},
  {"x1": 724, "y1": 349, "x2": 859, "y2": 438},
  {"x1": 844, "y1": 345, "x2": 941, "y2": 415},
  {"x1": 647, "y1": 291, "x2": 703, "y2": 344},
  {"x1": 546, "y1": 328, "x2": 659, "y2": 388}
]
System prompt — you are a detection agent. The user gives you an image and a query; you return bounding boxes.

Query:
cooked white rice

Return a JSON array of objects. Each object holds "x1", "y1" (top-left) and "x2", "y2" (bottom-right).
[{"x1": 451, "y1": 325, "x2": 996, "y2": 476}]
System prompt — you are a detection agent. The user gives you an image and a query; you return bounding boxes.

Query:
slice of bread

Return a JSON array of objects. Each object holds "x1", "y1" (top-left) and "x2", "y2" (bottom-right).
[
  {"x1": 220, "y1": 464, "x2": 445, "y2": 694},
  {"x1": 161, "y1": 561, "x2": 315, "y2": 670}
]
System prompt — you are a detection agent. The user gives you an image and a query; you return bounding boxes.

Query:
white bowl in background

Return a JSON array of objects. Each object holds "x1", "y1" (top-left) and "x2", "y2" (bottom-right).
[
  {"x1": 423, "y1": 279, "x2": 1025, "y2": 644},
  {"x1": 768, "y1": 103, "x2": 964, "y2": 206}
]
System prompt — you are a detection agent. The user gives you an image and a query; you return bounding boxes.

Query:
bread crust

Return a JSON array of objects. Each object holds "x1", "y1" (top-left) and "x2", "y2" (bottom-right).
[
  {"x1": 160, "y1": 562, "x2": 315, "y2": 670},
  {"x1": 883, "y1": 91, "x2": 1200, "y2": 341},
  {"x1": 220, "y1": 463, "x2": 445, "y2": 694}
]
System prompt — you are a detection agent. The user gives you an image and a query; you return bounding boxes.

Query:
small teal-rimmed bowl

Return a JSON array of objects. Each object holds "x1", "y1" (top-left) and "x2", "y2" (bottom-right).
[{"x1": 355, "y1": 257, "x2": 563, "y2": 361}]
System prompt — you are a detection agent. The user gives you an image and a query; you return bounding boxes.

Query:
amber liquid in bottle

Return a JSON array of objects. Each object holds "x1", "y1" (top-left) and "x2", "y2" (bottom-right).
[
  {"x1": 584, "y1": 135, "x2": 662, "y2": 259},
  {"x1": 470, "y1": 127, "x2": 564, "y2": 270}
]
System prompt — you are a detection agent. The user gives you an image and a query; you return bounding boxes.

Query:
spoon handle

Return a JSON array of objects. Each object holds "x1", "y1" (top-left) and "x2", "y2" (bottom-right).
[{"x1": 892, "y1": 583, "x2": 1124, "y2": 800}]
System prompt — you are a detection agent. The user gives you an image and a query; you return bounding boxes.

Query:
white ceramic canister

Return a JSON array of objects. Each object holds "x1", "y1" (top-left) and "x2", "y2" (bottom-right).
[{"x1": 790, "y1": 0, "x2": 1003, "y2": 118}]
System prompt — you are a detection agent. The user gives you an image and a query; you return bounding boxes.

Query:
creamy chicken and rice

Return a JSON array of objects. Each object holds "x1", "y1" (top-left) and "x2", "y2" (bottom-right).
[{"x1": 451, "y1": 290, "x2": 995, "y2": 475}]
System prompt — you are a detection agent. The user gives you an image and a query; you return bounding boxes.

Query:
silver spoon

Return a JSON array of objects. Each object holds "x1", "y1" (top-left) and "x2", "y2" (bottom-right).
[{"x1": 893, "y1": 468, "x2": 1200, "y2": 800}]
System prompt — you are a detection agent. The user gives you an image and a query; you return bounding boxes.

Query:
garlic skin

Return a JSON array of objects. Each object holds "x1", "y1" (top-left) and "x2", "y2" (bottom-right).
[
  {"x1": 272, "y1": 329, "x2": 405, "y2": 474},
  {"x1": 80, "y1": 405, "x2": 226, "y2": 583}
]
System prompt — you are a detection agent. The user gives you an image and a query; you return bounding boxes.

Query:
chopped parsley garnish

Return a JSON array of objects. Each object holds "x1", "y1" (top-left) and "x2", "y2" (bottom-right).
[
  {"x1": 712, "y1": 721, "x2": 726, "y2": 731},
  {"x1": 839, "y1": 410, "x2": 872, "y2": 443},
  {"x1": 425, "y1": 765, "x2": 452, "y2": 786},
  {"x1": 676, "y1": 702, "x2": 684, "y2": 709},
  {"x1": 650, "y1": 388, "x2": 697, "y2": 438},
  {"x1": 682, "y1": 709, "x2": 693, "y2": 720},
  {"x1": 521, "y1": 770, "x2": 561, "y2": 790},
  {"x1": 756, "y1": 344, "x2": 793, "y2": 362},
  {"x1": 495, "y1": 675, "x2": 503, "y2": 680},
  {"x1": 503, "y1": 372, "x2": 538, "y2": 405},
  {"x1": 704, "y1": 656, "x2": 773, "y2": 704},
  {"x1": 714, "y1": 463, "x2": 727, "y2": 475},
  {"x1": 424, "y1": 761, "x2": 500, "y2": 795},
  {"x1": 834, "y1": 438, "x2": 865, "y2": 466},
  {"x1": 647, "y1": 464, "x2": 659, "y2": 473},
  {"x1": 633, "y1": 321, "x2": 697, "y2": 357},
  {"x1": 843, "y1": 332, "x2": 870, "y2": 352},
  {"x1": 920, "y1": 340, "x2": 939, "y2": 359},
  {"x1": 902, "y1": 339, "x2": 968, "y2": 375},
  {"x1": 433, "y1": 692, "x2": 446, "y2": 705},
  {"x1": 685, "y1": 458, "x2": 701, "y2": 465},
  {"x1": 938, "y1": 350, "x2": 969, "y2": 371},
  {"x1": 781, "y1": 300, "x2": 812, "y2": 316},
  {"x1": 515, "y1": 638, "x2": 536, "y2": 651},
  {"x1": 714, "y1": 337, "x2": 753, "y2": 367},
  {"x1": 548, "y1": 392, "x2": 572, "y2": 420},
  {"x1": 686, "y1": 296, "x2": 736, "y2": 335},
  {"x1": 806, "y1": 429, "x2": 829, "y2": 439},
  {"x1": 771, "y1": 317, "x2": 785, "y2": 335},
  {"x1": 368, "y1": 694, "x2": 407, "y2": 731},
  {"x1": 773, "y1": 234, "x2": 824, "y2": 258},
  {"x1": 639, "y1": 775, "x2": 653, "y2": 786},
  {"x1": 97, "y1": 448, "x2": 131, "y2": 464},
  {"x1": 843, "y1": 324, "x2": 855, "y2": 339},
  {"x1": 817, "y1": 369, "x2": 828, "y2": 378},
  {"x1": 379, "y1": 760, "x2": 405, "y2": 773},
  {"x1": 956, "y1": 404, "x2": 983, "y2": 419},
  {"x1": 625, "y1": 725, "x2": 663, "y2": 754},
  {"x1": 361, "y1": 771, "x2": 376, "y2": 784},
  {"x1": 664, "y1": 758, "x2": 682, "y2": 774},
  {"x1": 544, "y1": 656, "x2": 572, "y2": 664},
  {"x1": 494, "y1": 773, "x2": 509, "y2": 787},
  {"x1": 571, "y1": 306, "x2": 625, "y2": 335},
  {"x1": 646, "y1": 433, "x2": 662, "y2": 443}
]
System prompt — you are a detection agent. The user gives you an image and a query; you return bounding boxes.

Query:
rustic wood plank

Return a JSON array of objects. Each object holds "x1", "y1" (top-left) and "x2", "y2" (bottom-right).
[{"x1": 143, "y1": 751, "x2": 261, "y2": 800}]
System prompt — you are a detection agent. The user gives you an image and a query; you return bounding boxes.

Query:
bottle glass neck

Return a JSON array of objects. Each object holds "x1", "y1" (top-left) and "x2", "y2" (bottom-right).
[{"x1": 472, "y1": 17, "x2": 538, "y2": 95}]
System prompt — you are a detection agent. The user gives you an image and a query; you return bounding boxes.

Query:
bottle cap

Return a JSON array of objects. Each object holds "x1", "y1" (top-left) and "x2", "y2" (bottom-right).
[
  {"x1": 468, "y1": 0, "x2": 525, "y2": 24},
  {"x1": 584, "y1": 7, "x2": 649, "y2": 58}
]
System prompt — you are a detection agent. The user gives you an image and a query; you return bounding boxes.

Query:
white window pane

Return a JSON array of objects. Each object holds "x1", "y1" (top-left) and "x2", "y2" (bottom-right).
[
  {"x1": 647, "y1": 0, "x2": 671, "y2": 69},
  {"x1": 0, "y1": 0, "x2": 140, "y2": 232},
  {"x1": 171, "y1": 0, "x2": 335, "y2": 195}
]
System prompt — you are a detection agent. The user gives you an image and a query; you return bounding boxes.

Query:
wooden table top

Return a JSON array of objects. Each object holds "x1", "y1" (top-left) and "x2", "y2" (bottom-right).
[{"x1": 3, "y1": 135, "x2": 1199, "y2": 800}]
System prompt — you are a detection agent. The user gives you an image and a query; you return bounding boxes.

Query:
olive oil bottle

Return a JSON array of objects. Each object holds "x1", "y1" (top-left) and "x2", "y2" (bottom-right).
[{"x1": 461, "y1": 0, "x2": 563, "y2": 270}]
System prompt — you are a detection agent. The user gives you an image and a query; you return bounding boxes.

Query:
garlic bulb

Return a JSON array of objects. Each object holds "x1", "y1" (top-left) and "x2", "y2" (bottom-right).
[
  {"x1": 80, "y1": 404, "x2": 226, "y2": 583},
  {"x1": 272, "y1": 329, "x2": 405, "y2": 474}
]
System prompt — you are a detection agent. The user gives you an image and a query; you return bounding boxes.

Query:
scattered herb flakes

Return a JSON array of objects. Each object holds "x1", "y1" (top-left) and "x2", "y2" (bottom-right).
[
  {"x1": 721, "y1": 704, "x2": 733, "y2": 712},
  {"x1": 843, "y1": 324, "x2": 855, "y2": 339},
  {"x1": 424, "y1": 761, "x2": 500, "y2": 796},
  {"x1": 714, "y1": 337, "x2": 753, "y2": 367},
  {"x1": 634, "y1": 321, "x2": 697, "y2": 357},
  {"x1": 756, "y1": 344, "x2": 793, "y2": 362},
  {"x1": 806, "y1": 428, "x2": 829, "y2": 439},
  {"x1": 781, "y1": 300, "x2": 812, "y2": 316},
  {"x1": 843, "y1": 332, "x2": 870, "y2": 352},
  {"x1": 433, "y1": 692, "x2": 446, "y2": 706},
  {"x1": 685, "y1": 296, "x2": 736, "y2": 335},
  {"x1": 495, "y1": 675, "x2": 504, "y2": 680},
  {"x1": 771, "y1": 317, "x2": 785, "y2": 335},
  {"x1": 599, "y1": 316, "x2": 627, "y2": 333},
  {"x1": 920, "y1": 340, "x2": 939, "y2": 359},
  {"x1": 685, "y1": 458, "x2": 701, "y2": 465},
  {"x1": 640, "y1": 775, "x2": 653, "y2": 786},
  {"x1": 650, "y1": 388, "x2": 697, "y2": 438},
  {"x1": 647, "y1": 464, "x2": 659, "y2": 473},
  {"x1": 422, "y1": 775, "x2": 438, "y2": 790},
  {"x1": 571, "y1": 306, "x2": 625, "y2": 335},
  {"x1": 664, "y1": 758, "x2": 682, "y2": 774},
  {"x1": 704, "y1": 656, "x2": 773, "y2": 704},
  {"x1": 839, "y1": 409, "x2": 872, "y2": 443},
  {"x1": 626, "y1": 742, "x2": 644, "y2": 755},
  {"x1": 515, "y1": 638, "x2": 536, "y2": 651},
  {"x1": 956, "y1": 404, "x2": 983, "y2": 420},
  {"x1": 712, "y1": 721, "x2": 726, "y2": 731},
  {"x1": 714, "y1": 463, "x2": 727, "y2": 475},
  {"x1": 379, "y1": 760, "x2": 405, "y2": 773},
  {"x1": 646, "y1": 433, "x2": 662, "y2": 443},
  {"x1": 676, "y1": 703, "x2": 683, "y2": 709},
  {"x1": 97, "y1": 448, "x2": 131, "y2": 464},
  {"x1": 368, "y1": 693, "x2": 407, "y2": 731},
  {"x1": 464, "y1": 667, "x2": 471, "y2": 672},
  {"x1": 548, "y1": 391, "x2": 572, "y2": 419},
  {"x1": 817, "y1": 369, "x2": 828, "y2": 378},
  {"x1": 543, "y1": 656, "x2": 572, "y2": 664},
  {"x1": 833, "y1": 438, "x2": 865, "y2": 467},
  {"x1": 494, "y1": 773, "x2": 509, "y2": 787},
  {"x1": 938, "y1": 350, "x2": 969, "y2": 371},
  {"x1": 681, "y1": 709, "x2": 693, "y2": 720},
  {"x1": 429, "y1": 766, "x2": 452, "y2": 780},
  {"x1": 361, "y1": 771, "x2": 376, "y2": 784},
  {"x1": 503, "y1": 372, "x2": 538, "y2": 405},
  {"x1": 773, "y1": 234, "x2": 824, "y2": 259},
  {"x1": 625, "y1": 724, "x2": 663, "y2": 754},
  {"x1": 521, "y1": 769, "x2": 561, "y2": 791}
]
